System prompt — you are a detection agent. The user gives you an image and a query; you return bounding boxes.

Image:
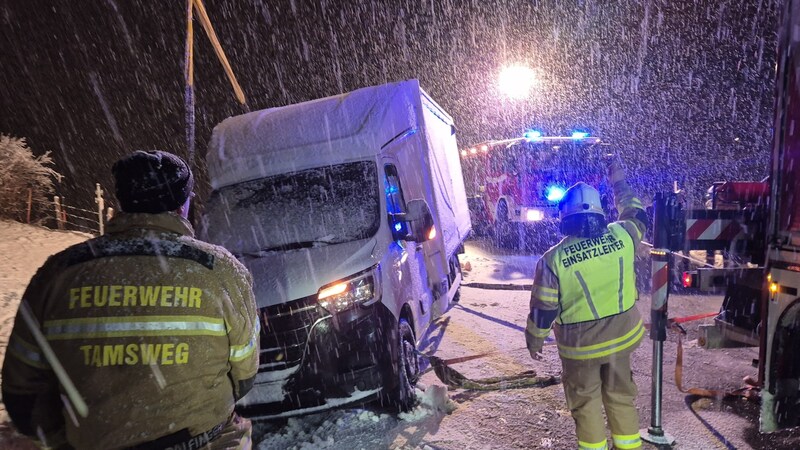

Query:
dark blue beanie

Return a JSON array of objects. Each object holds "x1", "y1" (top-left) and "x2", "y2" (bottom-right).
[{"x1": 112, "y1": 150, "x2": 194, "y2": 213}]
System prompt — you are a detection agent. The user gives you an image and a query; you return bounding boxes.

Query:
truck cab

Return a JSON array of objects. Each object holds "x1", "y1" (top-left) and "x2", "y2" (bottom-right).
[{"x1": 200, "y1": 80, "x2": 471, "y2": 419}]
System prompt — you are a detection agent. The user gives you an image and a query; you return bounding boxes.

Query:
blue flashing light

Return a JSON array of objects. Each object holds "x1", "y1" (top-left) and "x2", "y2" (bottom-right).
[
  {"x1": 571, "y1": 131, "x2": 589, "y2": 140},
  {"x1": 546, "y1": 185, "x2": 567, "y2": 202},
  {"x1": 394, "y1": 222, "x2": 403, "y2": 232},
  {"x1": 385, "y1": 185, "x2": 399, "y2": 195},
  {"x1": 524, "y1": 130, "x2": 543, "y2": 140}
]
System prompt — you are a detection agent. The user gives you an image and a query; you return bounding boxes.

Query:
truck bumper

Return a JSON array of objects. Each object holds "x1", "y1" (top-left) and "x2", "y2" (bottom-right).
[{"x1": 236, "y1": 296, "x2": 398, "y2": 419}]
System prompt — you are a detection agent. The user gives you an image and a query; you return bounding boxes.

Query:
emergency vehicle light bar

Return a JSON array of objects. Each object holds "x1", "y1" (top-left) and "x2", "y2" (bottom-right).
[{"x1": 460, "y1": 135, "x2": 602, "y2": 156}]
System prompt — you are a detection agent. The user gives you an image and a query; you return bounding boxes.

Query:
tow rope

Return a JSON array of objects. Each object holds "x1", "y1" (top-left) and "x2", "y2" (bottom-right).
[{"x1": 415, "y1": 350, "x2": 560, "y2": 391}]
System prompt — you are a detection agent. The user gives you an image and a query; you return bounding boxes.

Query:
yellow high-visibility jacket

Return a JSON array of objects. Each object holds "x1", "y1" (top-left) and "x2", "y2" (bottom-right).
[
  {"x1": 2, "y1": 212, "x2": 259, "y2": 449},
  {"x1": 526, "y1": 163, "x2": 647, "y2": 361}
]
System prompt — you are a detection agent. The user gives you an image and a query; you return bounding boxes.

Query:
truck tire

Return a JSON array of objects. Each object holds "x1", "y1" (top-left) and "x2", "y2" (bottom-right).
[{"x1": 382, "y1": 319, "x2": 419, "y2": 412}]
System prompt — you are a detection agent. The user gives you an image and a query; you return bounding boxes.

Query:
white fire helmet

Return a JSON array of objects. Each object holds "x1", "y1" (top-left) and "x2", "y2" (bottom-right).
[{"x1": 558, "y1": 182, "x2": 605, "y2": 219}]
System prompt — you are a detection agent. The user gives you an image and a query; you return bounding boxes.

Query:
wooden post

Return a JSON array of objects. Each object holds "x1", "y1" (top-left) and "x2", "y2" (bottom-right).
[
  {"x1": 26, "y1": 188, "x2": 32, "y2": 224},
  {"x1": 185, "y1": 0, "x2": 196, "y2": 164},
  {"x1": 54, "y1": 196, "x2": 64, "y2": 230},
  {"x1": 95, "y1": 183, "x2": 105, "y2": 235}
]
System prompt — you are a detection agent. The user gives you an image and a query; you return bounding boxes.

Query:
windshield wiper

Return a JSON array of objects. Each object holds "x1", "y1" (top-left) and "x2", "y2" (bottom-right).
[{"x1": 237, "y1": 238, "x2": 337, "y2": 258}]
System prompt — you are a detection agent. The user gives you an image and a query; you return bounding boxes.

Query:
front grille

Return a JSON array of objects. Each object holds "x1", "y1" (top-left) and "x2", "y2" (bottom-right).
[{"x1": 258, "y1": 294, "x2": 325, "y2": 371}]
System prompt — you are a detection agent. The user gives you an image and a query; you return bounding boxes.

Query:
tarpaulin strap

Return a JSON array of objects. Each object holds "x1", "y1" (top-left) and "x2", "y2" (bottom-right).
[
  {"x1": 643, "y1": 311, "x2": 719, "y2": 330},
  {"x1": 671, "y1": 311, "x2": 719, "y2": 324}
]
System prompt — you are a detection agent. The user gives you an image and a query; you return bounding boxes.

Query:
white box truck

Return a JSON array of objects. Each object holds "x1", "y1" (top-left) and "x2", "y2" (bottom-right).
[{"x1": 201, "y1": 79, "x2": 472, "y2": 418}]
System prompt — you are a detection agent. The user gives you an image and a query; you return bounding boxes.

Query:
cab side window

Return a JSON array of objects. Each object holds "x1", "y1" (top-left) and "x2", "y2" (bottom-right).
[{"x1": 385, "y1": 164, "x2": 409, "y2": 241}]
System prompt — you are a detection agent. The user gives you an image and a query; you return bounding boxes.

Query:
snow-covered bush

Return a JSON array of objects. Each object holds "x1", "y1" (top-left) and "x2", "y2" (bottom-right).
[{"x1": 0, "y1": 134, "x2": 62, "y2": 223}]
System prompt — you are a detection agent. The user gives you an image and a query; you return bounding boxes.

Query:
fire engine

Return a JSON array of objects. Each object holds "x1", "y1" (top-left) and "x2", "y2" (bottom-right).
[
  {"x1": 460, "y1": 132, "x2": 608, "y2": 251},
  {"x1": 667, "y1": 0, "x2": 800, "y2": 432}
]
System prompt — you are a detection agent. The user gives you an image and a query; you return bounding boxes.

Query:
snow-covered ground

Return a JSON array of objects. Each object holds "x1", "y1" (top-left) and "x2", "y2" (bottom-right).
[{"x1": 3, "y1": 222, "x2": 800, "y2": 449}]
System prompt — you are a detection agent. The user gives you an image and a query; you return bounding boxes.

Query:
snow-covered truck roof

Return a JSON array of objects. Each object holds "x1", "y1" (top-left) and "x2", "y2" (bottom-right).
[{"x1": 206, "y1": 80, "x2": 427, "y2": 190}]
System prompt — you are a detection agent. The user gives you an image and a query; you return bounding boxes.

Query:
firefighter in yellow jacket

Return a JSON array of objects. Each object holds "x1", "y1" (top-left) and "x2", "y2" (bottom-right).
[
  {"x1": 2, "y1": 150, "x2": 260, "y2": 449},
  {"x1": 526, "y1": 157, "x2": 647, "y2": 450}
]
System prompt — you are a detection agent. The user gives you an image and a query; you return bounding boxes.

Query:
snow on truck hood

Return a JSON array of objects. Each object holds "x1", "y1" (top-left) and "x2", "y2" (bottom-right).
[
  {"x1": 205, "y1": 80, "x2": 423, "y2": 190},
  {"x1": 241, "y1": 238, "x2": 379, "y2": 308}
]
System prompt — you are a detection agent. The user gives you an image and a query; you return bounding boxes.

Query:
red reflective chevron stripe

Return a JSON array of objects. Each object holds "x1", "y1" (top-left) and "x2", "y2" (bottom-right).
[{"x1": 686, "y1": 219, "x2": 713, "y2": 240}]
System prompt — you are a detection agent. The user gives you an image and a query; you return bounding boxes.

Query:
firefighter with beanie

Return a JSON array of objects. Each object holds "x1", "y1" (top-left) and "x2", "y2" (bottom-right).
[
  {"x1": 525, "y1": 156, "x2": 647, "y2": 450},
  {"x1": 2, "y1": 150, "x2": 260, "y2": 449}
]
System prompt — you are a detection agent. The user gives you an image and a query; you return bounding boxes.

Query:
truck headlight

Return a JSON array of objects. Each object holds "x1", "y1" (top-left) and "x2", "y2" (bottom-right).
[
  {"x1": 317, "y1": 265, "x2": 382, "y2": 313},
  {"x1": 525, "y1": 208, "x2": 545, "y2": 221}
]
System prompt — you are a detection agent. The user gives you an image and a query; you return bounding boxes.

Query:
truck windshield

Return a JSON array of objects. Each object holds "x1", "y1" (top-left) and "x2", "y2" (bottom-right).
[{"x1": 203, "y1": 161, "x2": 380, "y2": 255}]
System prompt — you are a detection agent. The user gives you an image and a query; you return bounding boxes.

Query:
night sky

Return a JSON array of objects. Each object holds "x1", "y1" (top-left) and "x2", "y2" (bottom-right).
[{"x1": 0, "y1": 0, "x2": 779, "y2": 217}]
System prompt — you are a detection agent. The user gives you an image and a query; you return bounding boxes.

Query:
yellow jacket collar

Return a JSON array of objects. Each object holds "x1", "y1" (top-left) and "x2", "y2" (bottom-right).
[{"x1": 106, "y1": 212, "x2": 195, "y2": 237}]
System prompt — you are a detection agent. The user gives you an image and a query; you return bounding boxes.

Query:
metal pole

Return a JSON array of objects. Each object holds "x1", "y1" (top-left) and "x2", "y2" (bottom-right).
[
  {"x1": 641, "y1": 193, "x2": 676, "y2": 446},
  {"x1": 95, "y1": 183, "x2": 105, "y2": 235},
  {"x1": 651, "y1": 339, "x2": 663, "y2": 428}
]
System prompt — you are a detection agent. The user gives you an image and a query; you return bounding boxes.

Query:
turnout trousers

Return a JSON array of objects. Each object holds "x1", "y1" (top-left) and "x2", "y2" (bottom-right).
[{"x1": 560, "y1": 351, "x2": 642, "y2": 450}]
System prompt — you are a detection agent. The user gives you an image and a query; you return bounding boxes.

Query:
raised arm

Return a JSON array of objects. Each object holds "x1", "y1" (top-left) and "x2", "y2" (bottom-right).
[{"x1": 609, "y1": 157, "x2": 648, "y2": 246}]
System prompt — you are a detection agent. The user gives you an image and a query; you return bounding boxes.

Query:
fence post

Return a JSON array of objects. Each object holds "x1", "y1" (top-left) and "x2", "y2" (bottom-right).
[
  {"x1": 54, "y1": 196, "x2": 64, "y2": 230},
  {"x1": 26, "y1": 188, "x2": 32, "y2": 224},
  {"x1": 95, "y1": 183, "x2": 105, "y2": 235}
]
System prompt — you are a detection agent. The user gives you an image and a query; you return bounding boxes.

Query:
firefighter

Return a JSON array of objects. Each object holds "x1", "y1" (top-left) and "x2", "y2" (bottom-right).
[
  {"x1": 2, "y1": 150, "x2": 260, "y2": 449},
  {"x1": 525, "y1": 156, "x2": 647, "y2": 450}
]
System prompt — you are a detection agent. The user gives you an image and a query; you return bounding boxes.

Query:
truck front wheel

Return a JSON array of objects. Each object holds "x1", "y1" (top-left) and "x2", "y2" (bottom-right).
[{"x1": 382, "y1": 318, "x2": 419, "y2": 412}]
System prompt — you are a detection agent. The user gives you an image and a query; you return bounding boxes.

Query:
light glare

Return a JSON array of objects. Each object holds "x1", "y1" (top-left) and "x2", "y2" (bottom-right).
[{"x1": 499, "y1": 65, "x2": 538, "y2": 99}]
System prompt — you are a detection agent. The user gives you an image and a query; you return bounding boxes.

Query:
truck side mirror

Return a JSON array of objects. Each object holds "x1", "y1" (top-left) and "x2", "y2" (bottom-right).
[{"x1": 405, "y1": 199, "x2": 436, "y2": 243}]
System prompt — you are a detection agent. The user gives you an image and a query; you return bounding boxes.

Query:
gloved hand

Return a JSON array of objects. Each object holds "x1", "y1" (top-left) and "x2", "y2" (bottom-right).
[
  {"x1": 525, "y1": 329, "x2": 545, "y2": 361},
  {"x1": 607, "y1": 153, "x2": 626, "y2": 185}
]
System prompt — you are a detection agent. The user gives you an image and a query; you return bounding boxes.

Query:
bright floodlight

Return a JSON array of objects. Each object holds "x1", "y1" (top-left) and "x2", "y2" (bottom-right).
[{"x1": 499, "y1": 65, "x2": 537, "y2": 99}]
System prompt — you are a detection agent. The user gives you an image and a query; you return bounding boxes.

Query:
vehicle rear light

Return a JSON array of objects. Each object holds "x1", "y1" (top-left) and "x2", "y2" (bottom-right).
[
  {"x1": 427, "y1": 226, "x2": 437, "y2": 240},
  {"x1": 682, "y1": 272, "x2": 695, "y2": 288}
]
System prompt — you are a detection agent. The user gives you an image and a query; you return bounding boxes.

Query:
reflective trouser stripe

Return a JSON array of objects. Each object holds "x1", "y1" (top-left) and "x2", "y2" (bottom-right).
[
  {"x1": 578, "y1": 440, "x2": 608, "y2": 450},
  {"x1": 558, "y1": 320, "x2": 644, "y2": 360},
  {"x1": 574, "y1": 271, "x2": 600, "y2": 320},
  {"x1": 612, "y1": 433, "x2": 642, "y2": 449},
  {"x1": 230, "y1": 320, "x2": 260, "y2": 362},
  {"x1": 43, "y1": 315, "x2": 226, "y2": 340},
  {"x1": 8, "y1": 335, "x2": 48, "y2": 369}
]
